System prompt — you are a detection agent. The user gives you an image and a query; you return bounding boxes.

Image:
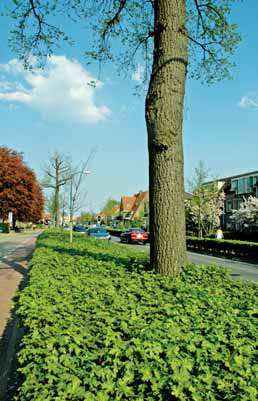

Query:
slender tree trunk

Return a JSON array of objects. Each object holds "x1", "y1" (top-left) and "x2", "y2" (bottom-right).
[
  {"x1": 54, "y1": 186, "x2": 60, "y2": 227},
  {"x1": 145, "y1": 0, "x2": 188, "y2": 275},
  {"x1": 198, "y1": 203, "x2": 202, "y2": 238},
  {"x1": 55, "y1": 168, "x2": 61, "y2": 227}
]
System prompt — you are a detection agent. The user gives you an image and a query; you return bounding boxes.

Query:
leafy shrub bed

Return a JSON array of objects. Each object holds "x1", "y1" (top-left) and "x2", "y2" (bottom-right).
[
  {"x1": 187, "y1": 236, "x2": 258, "y2": 259},
  {"x1": 15, "y1": 231, "x2": 257, "y2": 401}
]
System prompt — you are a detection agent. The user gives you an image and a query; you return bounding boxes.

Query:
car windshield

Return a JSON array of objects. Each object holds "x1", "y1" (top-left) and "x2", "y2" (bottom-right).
[{"x1": 127, "y1": 228, "x2": 144, "y2": 232}]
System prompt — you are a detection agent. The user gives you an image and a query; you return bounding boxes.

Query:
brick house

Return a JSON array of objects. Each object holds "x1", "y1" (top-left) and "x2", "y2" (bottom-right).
[
  {"x1": 119, "y1": 190, "x2": 192, "y2": 227},
  {"x1": 120, "y1": 195, "x2": 137, "y2": 220}
]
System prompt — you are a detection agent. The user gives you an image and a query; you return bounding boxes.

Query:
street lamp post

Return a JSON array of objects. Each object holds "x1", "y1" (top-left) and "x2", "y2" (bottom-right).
[{"x1": 69, "y1": 170, "x2": 91, "y2": 244}]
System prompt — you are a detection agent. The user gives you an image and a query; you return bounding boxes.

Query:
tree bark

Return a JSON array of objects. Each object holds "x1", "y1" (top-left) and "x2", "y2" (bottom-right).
[{"x1": 145, "y1": 0, "x2": 188, "y2": 275}]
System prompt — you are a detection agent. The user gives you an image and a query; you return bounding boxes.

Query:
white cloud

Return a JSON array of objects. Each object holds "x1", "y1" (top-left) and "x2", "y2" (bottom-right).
[
  {"x1": 239, "y1": 93, "x2": 258, "y2": 110},
  {"x1": 0, "y1": 56, "x2": 111, "y2": 123},
  {"x1": 132, "y1": 64, "x2": 144, "y2": 82}
]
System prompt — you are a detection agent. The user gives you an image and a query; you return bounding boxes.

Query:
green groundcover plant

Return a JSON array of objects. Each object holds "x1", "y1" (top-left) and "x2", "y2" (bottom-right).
[{"x1": 15, "y1": 231, "x2": 257, "y2": 401}]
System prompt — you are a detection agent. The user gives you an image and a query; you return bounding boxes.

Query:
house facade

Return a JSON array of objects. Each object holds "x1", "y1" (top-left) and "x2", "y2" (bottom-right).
[
  {"x1": 120, "y1": 191, "x2": 149, "y2": 221},
  {"x1": 119, "y1": 190, "x2": 192, "y2": 228},
  {"x1": 206, "y1": 171, "x2": 258, "y2": 230}
]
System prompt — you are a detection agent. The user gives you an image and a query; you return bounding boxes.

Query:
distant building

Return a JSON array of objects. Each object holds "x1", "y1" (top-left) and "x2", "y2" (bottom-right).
[
  {"x1": 120, "y1": 191, "x2": 148, "y2": 221},
  {"x1": 96, "y1": 204, "x2": 120, "y2": 225},
  {"x1": 119, "y1": 190, "x2": 192, "y2": 228},
  {"x1": 206, "y1": 171, "x2": 258, "y2": 230}
]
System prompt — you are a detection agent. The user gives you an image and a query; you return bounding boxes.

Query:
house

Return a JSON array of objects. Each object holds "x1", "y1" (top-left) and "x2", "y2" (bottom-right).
[
  {"x1": 206, "y1": 171, "x2": 258, "y2": 230},
  {"x1": 120, "y1": 195, "x2": 137, "y2": 220},
  {"x1": 97, "y1": 204, "x2": 120, "y2": 225},
  {"x1": 119, "y1": 190, "x2": 192, "y2": 228},
  {"x1": 131, "y1": 191, "x2": 149, "y2": 219},
  {"x1": 120, "y1": 191, "x2": 149, "y2": 221}
]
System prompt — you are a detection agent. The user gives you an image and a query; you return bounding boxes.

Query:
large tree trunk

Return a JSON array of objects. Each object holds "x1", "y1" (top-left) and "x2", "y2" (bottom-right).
[{"x1": 145, "y1": 0, "x2": 188, "y2": 275}]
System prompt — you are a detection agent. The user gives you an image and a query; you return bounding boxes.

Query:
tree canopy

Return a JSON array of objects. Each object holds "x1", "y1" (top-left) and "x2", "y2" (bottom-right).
[
  {"x1": 0, "y1": 147, "x2": 44, "y2": 224},
  {"x1": 187, "y1": 161, "x2": 225, "y2": 237},
  {"x1": 3, "y1": 0, "x2": 241, "y2": 275},
  {"x1": 6, "y1": 0, "x2": 240, "y2": 83},
  {"x1": 101, "y1": 198, "x2": 120, "y2": 217}
]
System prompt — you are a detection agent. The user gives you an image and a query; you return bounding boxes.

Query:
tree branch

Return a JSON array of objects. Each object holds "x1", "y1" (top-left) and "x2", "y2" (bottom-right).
[{"x1": 101, "y1": 0, "x2": 127, "y2": 43}]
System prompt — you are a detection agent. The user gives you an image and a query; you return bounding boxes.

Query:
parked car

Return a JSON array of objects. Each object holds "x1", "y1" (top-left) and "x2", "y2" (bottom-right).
[
  {"x1": 120, "y1": 228, "x2": 148, "y2": 244},
  {"x1": 87, "y1": 227, "x2": 111, "y2": 240},
  {"x1": 73, "y1": 224, "x2": 87, "y2": 233}
]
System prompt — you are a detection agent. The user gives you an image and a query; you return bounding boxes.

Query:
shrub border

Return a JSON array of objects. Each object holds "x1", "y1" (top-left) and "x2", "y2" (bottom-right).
[{"x1": 187, "y1": 236, "x2": 258, "y2": 260}]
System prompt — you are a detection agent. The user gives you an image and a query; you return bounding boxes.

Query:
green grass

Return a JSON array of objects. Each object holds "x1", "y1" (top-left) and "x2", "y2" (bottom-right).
[{"x1": 15, "y1": 230, "x2": 257, "y2": 401}]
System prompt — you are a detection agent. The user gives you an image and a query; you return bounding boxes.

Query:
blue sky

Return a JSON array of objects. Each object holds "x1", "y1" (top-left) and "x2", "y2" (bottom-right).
[{"x1": 0, "y1": 1, "x2": 257, "y2": 212}]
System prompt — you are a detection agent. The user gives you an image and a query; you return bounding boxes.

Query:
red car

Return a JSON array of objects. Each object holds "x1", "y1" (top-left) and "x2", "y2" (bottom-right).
[{"x1": 120, "y1": 228, "x2": 149, "y2": 245}]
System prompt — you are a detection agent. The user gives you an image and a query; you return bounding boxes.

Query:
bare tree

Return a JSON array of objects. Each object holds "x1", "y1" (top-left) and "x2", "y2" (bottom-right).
[
  {"x1": 42, "y1": 152, "x2": 70, "y2": 226},
  {"x1": 68, "y1": 148, "x2": 96, "y2": 226}
]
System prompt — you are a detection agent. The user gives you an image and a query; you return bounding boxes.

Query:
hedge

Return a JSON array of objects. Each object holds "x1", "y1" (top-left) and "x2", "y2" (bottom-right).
[
  {"x1": 187, "y1": 236, "x2": 258, "y2": 259},
  {"x1": 221, "y1": 231, "x2": 258, "y2": 243},
  {"x1": 14, "y1": 231, "x2": 257, "y2": 401}
]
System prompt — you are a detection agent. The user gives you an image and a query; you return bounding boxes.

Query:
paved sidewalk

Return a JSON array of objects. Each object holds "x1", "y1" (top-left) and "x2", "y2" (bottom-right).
[
  {"x1": 0, "y1": 232, "x2": 41, "y2": 399},
  {"x1": 0, "y1": 232, "x2": 40, "y2": 337},
  {"x1": 0, "y1": 232, "x2": 40, "y2": 399}
]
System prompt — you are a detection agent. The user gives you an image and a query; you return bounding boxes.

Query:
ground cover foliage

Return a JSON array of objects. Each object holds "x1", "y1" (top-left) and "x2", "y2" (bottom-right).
[{"x1": 15, "y1": 231, "x2": 257, "y2": 401}]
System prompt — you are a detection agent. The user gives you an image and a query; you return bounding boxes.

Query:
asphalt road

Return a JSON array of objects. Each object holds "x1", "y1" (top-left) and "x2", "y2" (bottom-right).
[{"x1": 111, "y1": 236, "x2": 258, "y2": 282}]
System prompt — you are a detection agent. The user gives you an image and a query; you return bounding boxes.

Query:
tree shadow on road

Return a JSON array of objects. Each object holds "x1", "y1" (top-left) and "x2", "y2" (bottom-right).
[
  {"x1": 0, "y1": 258, "x2": 28, "y2": 277},
  {"x1": 0, "y1": 245, "x2": 35, "y2": 276}
]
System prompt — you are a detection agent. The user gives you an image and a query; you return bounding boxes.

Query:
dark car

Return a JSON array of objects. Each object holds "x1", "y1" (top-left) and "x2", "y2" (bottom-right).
[
  {"x1": 73, "y1": 224, "x2": 87, "y2": 233},
  {"x1": 87, "y1": 227, "x2": 111, "y2": 240},
  {"x1": 120, "y1": 228, "x2": 148, "y2": 244}
]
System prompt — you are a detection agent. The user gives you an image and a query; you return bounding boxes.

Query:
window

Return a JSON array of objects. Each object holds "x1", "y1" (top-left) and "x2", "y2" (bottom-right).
[
  {"x1": 238, "y1": 178, "x2": 245, "y2": 194},
  {"x1": 231, "y1": 180, "x2": 238, "y2": 192},
  {"x1": 246, "y1": 176, "x2": 254, "y2": 192},
  {"x1": 236, "y1": 199, "x2": 243, "y2": 210},
  {"x1": 231, "y1": 175, "x2": 258, "y2": 194},
  {"x1": 226, "y1": 201, "x2": 233, "y2": 212}
]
